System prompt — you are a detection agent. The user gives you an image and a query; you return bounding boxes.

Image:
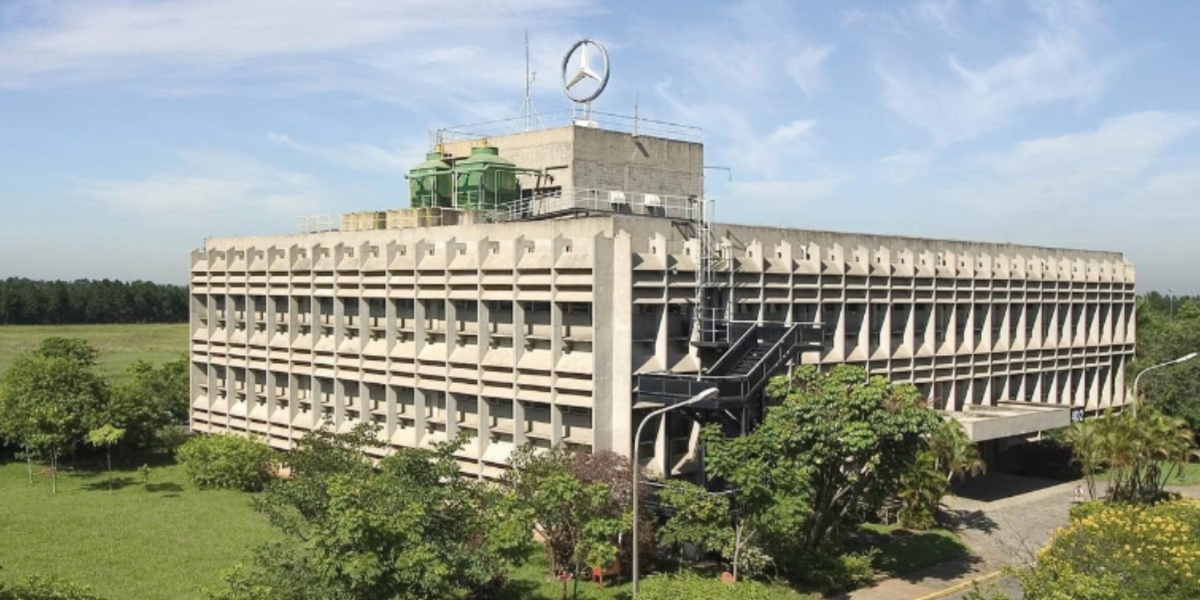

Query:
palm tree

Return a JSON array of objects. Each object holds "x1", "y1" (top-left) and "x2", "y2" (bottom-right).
[
  {"x1": 1059, "y1": 418, "x2": 1104, "y2": 499},
  {"x1": 930, "y1": 420, "x2": 986, "y2": 485},
  {"x1": 896, "y1": 450, "x2": 945, "y2": 529},
  {"x1": 1078, "y1": 408, "x2": 1197, "y2": 504}
]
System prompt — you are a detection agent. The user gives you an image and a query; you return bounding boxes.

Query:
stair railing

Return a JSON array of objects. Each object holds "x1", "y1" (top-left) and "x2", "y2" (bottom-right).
[{"x1": 637, "y1": 322, "x2": 823, "y2": 405}]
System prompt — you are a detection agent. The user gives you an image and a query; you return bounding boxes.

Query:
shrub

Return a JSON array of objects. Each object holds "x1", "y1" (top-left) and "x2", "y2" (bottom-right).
[
  {"x1": 1019, "y1": 499, "x2": 1200, "y2": 600},
  {"x1": 798, "y1": 550, "x2": 878, "y2": 594},
  {"x1": 178, "y1": 434, "x2": 275, "y2": 492},
  {"x1": 0, "y1": 575, "x2": 105, "y2": 600},
  {"x1": 637, "y1": 572, "x2": 816, "y2": 600}
]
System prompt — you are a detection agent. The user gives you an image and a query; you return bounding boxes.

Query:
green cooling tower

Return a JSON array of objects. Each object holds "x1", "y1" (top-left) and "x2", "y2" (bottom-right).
[
  {"x1": 408, "y1": 152, "x2": 453, "y2": 208},
  {"x1": 453, "y1": 145, "x2": 518, "y2": 211}
]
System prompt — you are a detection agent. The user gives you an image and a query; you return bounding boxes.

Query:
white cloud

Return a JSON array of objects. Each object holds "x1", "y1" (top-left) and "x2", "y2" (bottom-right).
[
  {"x1": 718, "y1": 175, "x2": 848, "y2": 222},
  {"x1": 875, "y1": 151, "x2": 932, "y2": 185},
  {"x1": 767, "y1": 120, "x2": 817, "y2": 145},
  {"x1": 960, "y1": 111, "x2": 1200, "y2": 213},
  {"x1": 646, "y1": 1, "x2": 830, "y2": 182},
  {"x1": 74, "y1": 150, "x2": 328, "y2": 220},
  {"x1": 0, "y1": 0, "x2": 589, "y2": 107},
  {"x1": 907, "y1": 0, "x2": 959, "y2": 31},
  {"x1": 876, "y1": 0, "x2": 1113, "y2": 145},
  {"x1": 267, "y1": 132, "x2": 421, "y2": 174},
  {"x1": 785, "y1": 45, "x2": 832, "y2": 96}
]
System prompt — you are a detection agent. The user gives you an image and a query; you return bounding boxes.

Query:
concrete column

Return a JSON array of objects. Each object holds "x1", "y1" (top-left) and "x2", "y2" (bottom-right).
[{"x1": 414, "y1": 388, "x2": 428, "y2": 445}]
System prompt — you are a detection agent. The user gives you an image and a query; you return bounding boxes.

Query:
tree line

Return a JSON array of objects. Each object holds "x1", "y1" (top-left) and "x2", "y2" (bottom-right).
[
  {"x1": 0, "y1": 278, "x2": 188, "y2": 325},
  {"x1": 1134, "y1": 291, "x2": 1200, "y2": 433}
]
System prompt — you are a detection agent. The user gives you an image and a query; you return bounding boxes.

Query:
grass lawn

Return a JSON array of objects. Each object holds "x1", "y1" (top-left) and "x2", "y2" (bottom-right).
[
  {"x1": 0, "y1": 454, "x2": 276, "y2": 600},
  {"x1": 497, "y1": 549, "x2": 632, "y2": 600},
  {"x1": 1095, "y1": 461, "x2": 1200, "y2": 486},
  {"x1": 858, "y1": 523, "x2": 971, "y2": 578},
  {"x1": 0, "y1": 323, "x2": 188, "y2": 381}
]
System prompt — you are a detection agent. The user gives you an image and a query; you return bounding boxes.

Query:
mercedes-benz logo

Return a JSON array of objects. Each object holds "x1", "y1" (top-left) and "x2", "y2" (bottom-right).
[{"x1": 561, "y1": 39, "x2": 610, "y2": 104}]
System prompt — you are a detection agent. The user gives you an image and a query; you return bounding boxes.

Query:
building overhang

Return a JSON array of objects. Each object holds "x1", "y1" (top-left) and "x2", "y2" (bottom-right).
[{"x1": 950, "y1": 401, "x2": 1075, "y2": 442}]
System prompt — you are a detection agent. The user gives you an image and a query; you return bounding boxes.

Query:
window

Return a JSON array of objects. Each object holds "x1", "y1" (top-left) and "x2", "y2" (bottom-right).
[
  {"x1": 523, "y1": 302, "x2": 551, "y2": 313},
  {"x1": 562, "y1": 302, "x2": 591, "y2": 315}
]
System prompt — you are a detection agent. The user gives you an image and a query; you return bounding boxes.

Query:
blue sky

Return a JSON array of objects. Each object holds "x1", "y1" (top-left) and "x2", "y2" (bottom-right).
[{"x1": 1, "y1": 0, "x2": 1197, "y2": 293}]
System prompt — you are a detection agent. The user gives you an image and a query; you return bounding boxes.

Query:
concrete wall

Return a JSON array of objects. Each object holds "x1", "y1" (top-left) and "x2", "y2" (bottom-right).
[
  {"x1": 438, "y1": 125, "x2": 703, "y2": 200},
  {"x1": 191, "y1": 212, "x2": 1136, "y2": 477}
]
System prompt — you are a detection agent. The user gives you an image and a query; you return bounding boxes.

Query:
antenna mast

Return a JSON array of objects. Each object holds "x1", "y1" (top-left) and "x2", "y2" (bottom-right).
[{"x1": 516, "y1": 29, "x2": 543, "y2": 132}]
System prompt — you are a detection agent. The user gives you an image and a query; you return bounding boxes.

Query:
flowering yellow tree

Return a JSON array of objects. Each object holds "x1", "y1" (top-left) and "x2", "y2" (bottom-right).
[{"x1": 1019, "y1": 499, "x2": 1200, "y2": 600}]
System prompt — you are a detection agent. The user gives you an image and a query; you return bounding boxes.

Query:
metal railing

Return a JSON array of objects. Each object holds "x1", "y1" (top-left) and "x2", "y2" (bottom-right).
[
  {"x1": 700, "y1": 321, "x2": 758, "y2": 372},
  {"x1": 489, "y1": 187, "x2": 702, "y2": 222},
  {"x1": 637, "y1": 322, "x2": 824, "y2": 406},
  {"x1": 697, "y1": 307, "x2": 732, "y2": 346},
  {"x1": 435, "y1": 109, "x2": 703, "y2": 144},
  {"x1": 296, "y1": 214, "x2": 338, "y2": 233}
]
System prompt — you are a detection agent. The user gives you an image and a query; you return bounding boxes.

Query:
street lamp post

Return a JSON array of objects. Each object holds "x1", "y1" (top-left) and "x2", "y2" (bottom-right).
[
  {"x1": 631, "y1": 387, "x2": 719, "y2": 599},
  {"x1": 1132, "y1": 352, "x2": 1198, "y2": 415}
]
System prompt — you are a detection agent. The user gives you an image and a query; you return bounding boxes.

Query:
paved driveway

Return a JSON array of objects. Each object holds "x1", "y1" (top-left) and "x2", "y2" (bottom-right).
[
  {"x1": 847, "y1": 475, "x2": 1200, "y2": 600},
  {"x1": 844, "y1": 473, "x2": 1078, "y2": 600}
]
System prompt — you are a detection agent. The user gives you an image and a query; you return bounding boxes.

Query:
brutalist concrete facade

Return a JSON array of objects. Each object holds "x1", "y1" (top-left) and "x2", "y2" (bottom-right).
[{"x1": 189, "y1": 125, "x2": 1136, "y2": 476}]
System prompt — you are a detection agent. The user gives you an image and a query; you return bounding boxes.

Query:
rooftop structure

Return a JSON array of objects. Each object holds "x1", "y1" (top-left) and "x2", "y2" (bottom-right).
[{"x1": 189, "y1": 41, "x2": 1135, "y2": 477}]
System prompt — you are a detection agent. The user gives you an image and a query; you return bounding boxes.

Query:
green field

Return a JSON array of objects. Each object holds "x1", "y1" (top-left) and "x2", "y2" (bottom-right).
[
  {"x1": 0, "y1": 323, "x2": 188, "y2": 381},
  {"x1": 0, "y1": 456, "x2": 276, "y2": 600}
]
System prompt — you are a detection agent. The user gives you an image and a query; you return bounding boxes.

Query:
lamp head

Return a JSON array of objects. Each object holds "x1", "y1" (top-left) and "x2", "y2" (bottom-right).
[{"x1": 1174, "y1": 352, "x2": 1199, "y2": 364}]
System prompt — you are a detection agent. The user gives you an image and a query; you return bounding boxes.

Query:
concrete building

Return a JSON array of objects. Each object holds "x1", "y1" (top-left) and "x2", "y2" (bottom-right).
[{"x1": 189, "y1": 120, "x2": 1136, "y2": 477}]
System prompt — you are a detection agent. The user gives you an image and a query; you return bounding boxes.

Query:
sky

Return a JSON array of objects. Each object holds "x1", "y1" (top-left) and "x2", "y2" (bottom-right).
[{"x1": 0, "y1": 0, "x2": 1197, "y2": 293}]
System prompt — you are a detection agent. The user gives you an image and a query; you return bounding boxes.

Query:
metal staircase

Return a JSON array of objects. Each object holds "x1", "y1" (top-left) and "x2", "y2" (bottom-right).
[{"x1": 637, "y1": 321, "x2": 824, "y2": 412}]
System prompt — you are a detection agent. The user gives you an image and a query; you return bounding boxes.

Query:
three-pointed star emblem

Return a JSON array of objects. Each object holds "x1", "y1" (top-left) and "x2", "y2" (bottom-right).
[
  {"x1": 566, "y1": 43, "x2": 601, "y2": 90},
  {"x1": 561, "y1": 39, "x2": 610, "y2": 103}
]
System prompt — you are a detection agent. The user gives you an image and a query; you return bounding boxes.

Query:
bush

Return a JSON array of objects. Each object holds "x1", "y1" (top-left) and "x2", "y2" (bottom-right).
[
  {"x1": 637, "y1": 572, "x2": 816, "y2": 600},
  {"x1": 177, "y1": 434, "x2": 275, "y2": 492},
  {"x1": 1019, "y1": 499, "x2": 1200, "y2": 600},
  {"x1": 798, "y1": 550, "x2": 877, "y2": 594},
  {"x1": 0, "y1": 575, "x2": 105, "y2": 600}
]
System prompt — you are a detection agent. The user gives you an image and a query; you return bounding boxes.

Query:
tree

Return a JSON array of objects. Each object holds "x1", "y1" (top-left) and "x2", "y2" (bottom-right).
[
  {"x1": 929, "y1": 419, "x2": 986, "y2": 484},
  {"x1": 0, "y1": 278, "x2": 188, "y2": 325},
  {"x1": 1100, "y1": 408, "x2": 1195, "y2": 504},
  {"x1": 1131, "y1": 294, "x2": 1200, "y2": 433},
  {"x1": 657, "y1": 479, "x2": 733, "y2": 560},
  {"x1": 103, "y1": 357, "x2": 189, "y2": 447},
  {"x1": 0, "y1": 347, "x2": 108, "y2": 493},
  {"x1": 503, "y1": 445, "x2": 633, "y2": 584},
  {"x1": 1057, "y1": 418, "x2": 1104, "y2": 499},
  {"x1": 893, "y1": 450, "x2": 946, "y2": 530},
  {"x1": 86, "y1": 424, "x2": 125, "y2": 491},
  {"x1": 35, "y1": 337, "x2": 100, "y2": 367},
  {"x1": 1060, "y1": 408, "x2": 1196, "y2": 505},
  {"x1": 704, "y1": 365, "x2": 943, "y2": 580},
  {"x1": 212, "y1": 424, "x2": 533, "y2": 600}
]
